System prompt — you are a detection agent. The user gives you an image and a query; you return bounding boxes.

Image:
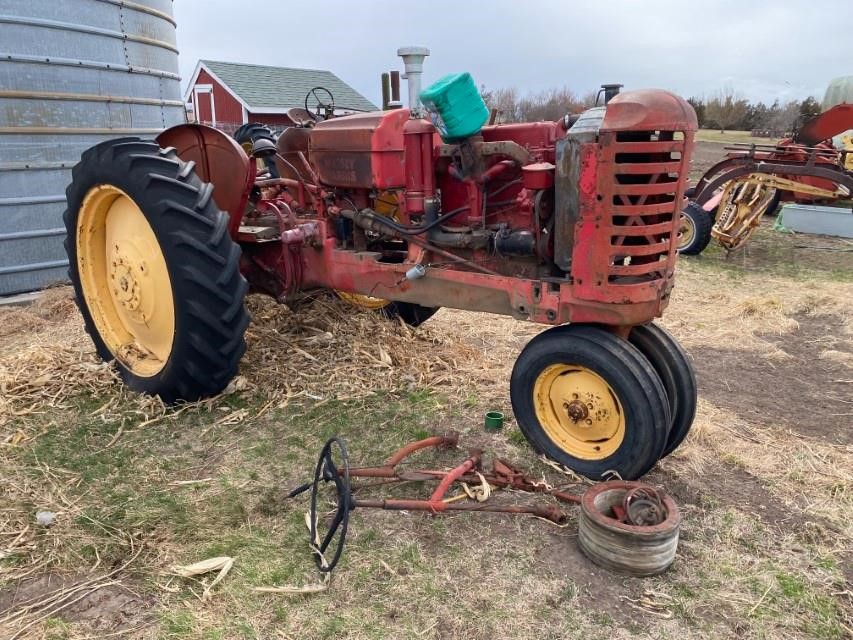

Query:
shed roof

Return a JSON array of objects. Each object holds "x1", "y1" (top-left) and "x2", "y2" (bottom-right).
[{"x1": 196, "y1": 60, "x2": 376, "y2": 113}]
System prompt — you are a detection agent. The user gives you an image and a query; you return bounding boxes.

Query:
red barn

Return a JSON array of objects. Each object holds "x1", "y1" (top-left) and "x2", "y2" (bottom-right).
[{"x1": 184, "y1": 60, "x2": 376, "y2": 133}]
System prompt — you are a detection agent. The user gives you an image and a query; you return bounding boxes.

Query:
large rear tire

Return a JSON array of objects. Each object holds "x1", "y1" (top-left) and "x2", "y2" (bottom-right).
[
  {"x1": 510, "y1": 325, "x2": 670, "y2": 480},
  {"x1": 64, "y1": 138, "x2": 250, "y2": 403},
  {"x1": 233, "y1": 123, "x2": 276, "y2": 147},
  {"x1": 233, "y1": 123, "x2": 279, "y2": 178},
  {"x1": 628, "y1": 323, "x2": 697, "y2": 457}
]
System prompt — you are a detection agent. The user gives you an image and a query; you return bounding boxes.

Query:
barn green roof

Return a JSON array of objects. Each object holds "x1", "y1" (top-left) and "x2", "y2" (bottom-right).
[{"x1": 200, "y1": 59, "x2": 377, "y2": 112}]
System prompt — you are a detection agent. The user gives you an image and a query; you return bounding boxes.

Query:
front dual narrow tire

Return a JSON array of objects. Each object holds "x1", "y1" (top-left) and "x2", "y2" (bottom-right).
[
  {"x1": 629, "y1": 323, "x2": 698, "y2": 458},
  {"x1": 64, "y1": 138, "x2": 250, "y2": 403},
  {"x1": 510, "y1": 323, "x2": 696, "y2": 480}
]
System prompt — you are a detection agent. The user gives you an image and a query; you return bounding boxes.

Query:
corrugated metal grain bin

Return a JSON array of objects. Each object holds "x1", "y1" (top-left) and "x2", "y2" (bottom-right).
[{"x1": 0, "y1": 0, "x2": 185, "y2": 295}]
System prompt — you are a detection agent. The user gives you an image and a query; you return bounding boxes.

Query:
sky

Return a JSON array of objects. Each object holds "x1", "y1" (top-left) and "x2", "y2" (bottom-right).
[{"x1": 174, "y1": 0, "x2": 852, "y2": 107}]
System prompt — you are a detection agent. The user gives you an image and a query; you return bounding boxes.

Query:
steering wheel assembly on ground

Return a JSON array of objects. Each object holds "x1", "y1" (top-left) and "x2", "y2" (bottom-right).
[
  {"x1": 304, "y1": 86, "x2": 335, "y2": 119},
  {"x1": 308, "y1": 437, "x2": 351, "y2": 573},
  {"x1": 287, "y1": 434, "x2": 680, "y2": 578}
]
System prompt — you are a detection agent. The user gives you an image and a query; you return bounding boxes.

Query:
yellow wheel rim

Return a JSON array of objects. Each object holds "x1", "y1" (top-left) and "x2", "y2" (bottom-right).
[
  {"x1": 77, "y1": 185, "x2": 175, "y2": 377},
  {"x1": 677, "y1": 213, "x2": 695, "y2": 249},
  {"x1": 335, "y1": 291, "x2": 391, "y2": 310},
  {"x1": 533, "y1": 364, "x2": 625, "y2": 460}
]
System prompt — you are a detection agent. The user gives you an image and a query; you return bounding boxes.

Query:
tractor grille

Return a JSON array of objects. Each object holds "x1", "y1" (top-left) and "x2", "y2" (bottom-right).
[{"x1": 604, "y1": 130, "x2": 687, "y2": 286}]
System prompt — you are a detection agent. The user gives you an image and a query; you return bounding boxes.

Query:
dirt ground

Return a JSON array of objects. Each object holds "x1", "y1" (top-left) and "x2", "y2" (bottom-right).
[
  {"x1": 1, "y1": 136, "x2": 851, "y2": 639},
  {"x1": 690, "y1": 140, "x2": 730, "y2": 182}
]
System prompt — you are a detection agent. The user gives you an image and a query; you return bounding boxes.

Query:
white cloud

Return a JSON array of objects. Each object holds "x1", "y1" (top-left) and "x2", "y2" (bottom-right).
[{"x1": 174, "y1": 0, "x2": 851, "y2": 105}]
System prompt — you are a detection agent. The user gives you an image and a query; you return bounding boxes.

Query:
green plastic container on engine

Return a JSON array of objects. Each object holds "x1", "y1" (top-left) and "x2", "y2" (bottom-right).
[{"x1": 420, "y1": 72, "x2": 489, "y2": 142}]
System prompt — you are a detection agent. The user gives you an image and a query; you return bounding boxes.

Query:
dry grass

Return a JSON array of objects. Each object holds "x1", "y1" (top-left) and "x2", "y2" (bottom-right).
[
  {"x1": 670, "y1": 397, "x2": 852, "y2": 528},
  {"x1": 664, "y1": 266, "x2": 853, "y2": 357},
  {"x1": 241, "y1": 294, "x2": 481, "y2": 403},
  {"x1": 1, "y1": 226, "x2": 852, "y2": 639},
  {"x1": 693, "y1": 130, "x2": 779, "y2": 145},
  {"x1": 1, "y1": 290, "x2": 484, "y2": 445}
]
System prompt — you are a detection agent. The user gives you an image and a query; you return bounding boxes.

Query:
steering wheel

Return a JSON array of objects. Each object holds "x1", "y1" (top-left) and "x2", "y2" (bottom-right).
[
  {"x1": 308, "y1": 437, "x2": 350, "y2": 572},
  {"x1": 304, "y1": 86, "x2": 335, "y2": 119}
]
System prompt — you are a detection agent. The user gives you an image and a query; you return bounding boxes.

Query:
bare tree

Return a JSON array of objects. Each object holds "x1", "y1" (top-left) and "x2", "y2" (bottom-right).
[
  {"x1": 704, "y1": 86, "x2": 749, "y2": 132},
  {"x1": 580, "y1": 91, "x2": 599, "y2": 109},
  {"x1": 767, "y1": 99, "x2": 800, "y2": 134},
  {"x1": 518, "y1": 88, "x2": 584, "y2": 122},
  {"x1": 481, "y1": 86, "x2": 588, "y2": 123},
  {"x1": 481, "y1": 86, "x2": 520, "y2": 123}
]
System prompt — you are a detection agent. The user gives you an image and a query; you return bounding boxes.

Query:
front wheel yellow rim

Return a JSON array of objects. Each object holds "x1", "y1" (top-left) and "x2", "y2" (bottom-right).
[
  {"x1": 533, "y1": 364, "x2": 626, "y2": 460},
  {"x1": 76, "y1": 185, "x2": 175, "y2": 377}
]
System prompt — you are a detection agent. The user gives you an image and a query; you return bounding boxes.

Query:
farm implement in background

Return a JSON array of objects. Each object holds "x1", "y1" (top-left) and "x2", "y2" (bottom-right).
[
  {"x1": 679, "y1": 103, "x2": 853, "y2": 254},
  {"x1": 62, "y1": 47, "x2": 698, "y2": 481}
]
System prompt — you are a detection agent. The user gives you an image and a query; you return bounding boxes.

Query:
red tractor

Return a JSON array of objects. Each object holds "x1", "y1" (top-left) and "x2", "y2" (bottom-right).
[{"x1": 63, "y1": 51, "x2": 698, "y2": 480}]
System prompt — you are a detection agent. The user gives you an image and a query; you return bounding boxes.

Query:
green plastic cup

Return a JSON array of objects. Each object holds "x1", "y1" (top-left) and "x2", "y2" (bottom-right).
[{"x1": 484, "y1": 411, "x2": 504, "y2": 432}]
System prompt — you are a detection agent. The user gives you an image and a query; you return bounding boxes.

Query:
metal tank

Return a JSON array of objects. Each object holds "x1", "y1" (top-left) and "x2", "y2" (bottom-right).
[
  {"x1": 821, "y1": 76, "x2": 853, "y2": 158},
  {"x1": 0, "y1": 0, "x2": 185, "y2": 295},
  {"x1": 822, "y1": 75, "x2": 853, "y2": 111}
]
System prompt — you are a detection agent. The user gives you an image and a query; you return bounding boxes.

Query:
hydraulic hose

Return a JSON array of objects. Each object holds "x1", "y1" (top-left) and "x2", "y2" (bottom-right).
[
  {"x1": 342, "y1": 205, "x2": 469, "y2": 236},
  {"x1": 423, "y1": 197, "x2": 491, "y2": 250}
]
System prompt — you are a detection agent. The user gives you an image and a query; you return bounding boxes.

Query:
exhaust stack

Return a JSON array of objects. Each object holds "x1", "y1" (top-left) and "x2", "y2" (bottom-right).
[{"x1": 397, "y1": 46, "x2": 430, "y2": 117}]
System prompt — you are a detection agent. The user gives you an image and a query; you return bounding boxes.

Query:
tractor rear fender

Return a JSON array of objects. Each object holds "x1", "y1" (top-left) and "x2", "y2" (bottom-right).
[{"x1": 156, "y1": 124, "x2": 254, "y2": 237}]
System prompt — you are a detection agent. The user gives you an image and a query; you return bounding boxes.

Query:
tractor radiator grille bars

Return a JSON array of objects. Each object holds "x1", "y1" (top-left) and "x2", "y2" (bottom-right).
[
  {"x1": 608, "y1": 131, "x2": 686, "y2": 286},
  {"x1": 569, "y1": 129, "x2": 690, "y2": 307}
]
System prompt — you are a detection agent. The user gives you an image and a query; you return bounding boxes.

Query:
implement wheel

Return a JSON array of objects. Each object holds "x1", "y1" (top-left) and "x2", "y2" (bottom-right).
[
  {"x1": 677, "y1": 202, "x2": 713, "y2": 255},
  {"x1": 712, "y1": 176, "x2": 780, "y2": 250},
  {"x1": 628, "y1": 323, "x2": 697, "y2": 457},
  {"x1": 64, "y1": 138, "x2": 250, "y2": 403},
  {"x1": 510, "y1": 325, "x2": 670, "y2": 480}
]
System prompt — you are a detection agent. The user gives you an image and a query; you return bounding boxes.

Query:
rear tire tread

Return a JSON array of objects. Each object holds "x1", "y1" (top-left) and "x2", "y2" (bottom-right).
[
  {"x1": 383, "y1": 302, "x2": 439, "y2": 327},
  {"x1": 64, "y1": 137, "x2": 249, "y2": 403}
]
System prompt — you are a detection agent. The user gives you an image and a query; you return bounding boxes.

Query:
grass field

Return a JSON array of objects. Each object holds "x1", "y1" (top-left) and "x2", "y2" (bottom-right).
[
  {"x1": 693, "y1": 130, "x2": 779, "y2": 145},
  {"x1": 1, "y1": 223, "x2": 852, "y2": 639}
]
